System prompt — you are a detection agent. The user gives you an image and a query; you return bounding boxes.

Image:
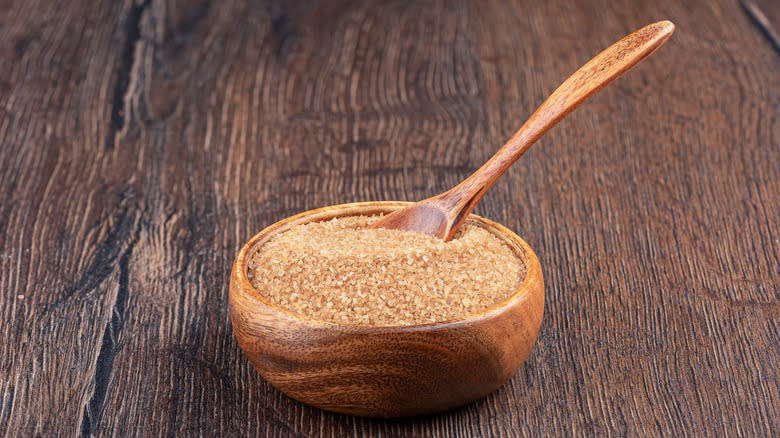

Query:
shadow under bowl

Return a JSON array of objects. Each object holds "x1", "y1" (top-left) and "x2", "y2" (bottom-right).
[{"x1": 229, "y1": 201, "x2": 544, "y2": 417}]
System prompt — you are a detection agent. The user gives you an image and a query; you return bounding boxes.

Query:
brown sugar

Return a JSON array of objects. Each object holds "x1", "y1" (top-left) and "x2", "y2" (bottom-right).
[{"x1": 247, "y1": 215, "x2": 527, "y2": 326}]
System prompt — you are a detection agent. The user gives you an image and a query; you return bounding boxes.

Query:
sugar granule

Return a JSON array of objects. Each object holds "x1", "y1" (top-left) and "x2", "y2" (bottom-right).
[{"x1": 247, "y1": 215, "x2": 527, "y2": 326}]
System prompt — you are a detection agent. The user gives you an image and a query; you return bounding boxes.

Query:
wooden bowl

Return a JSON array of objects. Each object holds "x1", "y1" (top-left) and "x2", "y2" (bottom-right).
[{"x1": 229, "y1": 201, "x2": 544, "y2": 417}]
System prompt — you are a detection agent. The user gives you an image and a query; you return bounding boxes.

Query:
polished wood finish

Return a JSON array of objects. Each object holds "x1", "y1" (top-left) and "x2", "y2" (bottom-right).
[
  {"x1": 1, "y1": 0, "x2": 778, "y2": 436},
  {"x1": 230, "y1": 202, "x2": 544, "y2": 417},
  {"x1": 371, "y1": 21, "x2": 674, "y2": 240}
]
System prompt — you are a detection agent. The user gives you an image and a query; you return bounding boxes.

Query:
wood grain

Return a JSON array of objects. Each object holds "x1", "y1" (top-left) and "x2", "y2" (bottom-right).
[{"x1": 0, "y1": 0, "x2": 778, "y2": 436}]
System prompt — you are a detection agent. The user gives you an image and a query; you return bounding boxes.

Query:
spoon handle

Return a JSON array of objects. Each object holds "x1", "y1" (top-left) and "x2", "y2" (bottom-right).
[{"x1": 441, "y1": 21, "x2": 675, "y2": 219}]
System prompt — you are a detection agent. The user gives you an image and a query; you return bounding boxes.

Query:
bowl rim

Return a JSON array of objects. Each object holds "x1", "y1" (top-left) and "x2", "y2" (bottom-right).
[{"x1": 232, "y1": 201, "x2": 543, "y2": 332}]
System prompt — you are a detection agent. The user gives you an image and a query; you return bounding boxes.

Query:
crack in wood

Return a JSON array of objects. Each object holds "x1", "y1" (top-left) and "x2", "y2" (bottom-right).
[
  {"x1": 41, "y1": 188, "x2": 137, "y2": 316},
  {"x1": 271, "y1": 13, "x2": 294, "y2": 57},
  {"x1": 106, "y1": 0, "x2": 151, "y2": 150},
  {"x1": 79, "y1": 236, "x2": 138, "y2": 437},
  {"x1": 78, "y1": 1, "x2": 151, "y2": 432},
  {"x1": 0, "y1": 384, "x2": 14, "y2": 427}
]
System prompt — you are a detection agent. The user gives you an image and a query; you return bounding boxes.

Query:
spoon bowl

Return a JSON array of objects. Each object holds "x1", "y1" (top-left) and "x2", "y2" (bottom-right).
[{"x1": 230, "y1": 202, "x2": 543, "y2": 417}]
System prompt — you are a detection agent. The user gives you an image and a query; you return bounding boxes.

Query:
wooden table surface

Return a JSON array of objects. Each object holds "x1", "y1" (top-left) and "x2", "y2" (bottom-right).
[{"x1": 1, "y1": 0, "x2": 778, "y2": 436}]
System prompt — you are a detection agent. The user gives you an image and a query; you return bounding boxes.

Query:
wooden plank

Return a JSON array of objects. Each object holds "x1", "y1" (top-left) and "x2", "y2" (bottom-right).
[
  {"x1": 0, "y1": 0, "x2": 137, "y2": 436},
  {"x1": 1, "y1": 0, "x2": 777, "y2": 436},
  {"x1": 92, "y1": 0, "x2": 498, "y2": 435},
  {"x1": 468, "y1": 0, "x2": 780, "y2": 436}
]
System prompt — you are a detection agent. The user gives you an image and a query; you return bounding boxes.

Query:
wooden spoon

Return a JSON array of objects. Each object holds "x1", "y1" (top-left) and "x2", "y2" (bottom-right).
[{"x1": 371, "y1": 21, "x2": 675, "y2": 240}]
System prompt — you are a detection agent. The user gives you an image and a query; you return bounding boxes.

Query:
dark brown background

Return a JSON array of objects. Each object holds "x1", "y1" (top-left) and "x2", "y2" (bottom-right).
[{"x1": 1, "y1": 0, "x2": 777, "y2": 436}]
